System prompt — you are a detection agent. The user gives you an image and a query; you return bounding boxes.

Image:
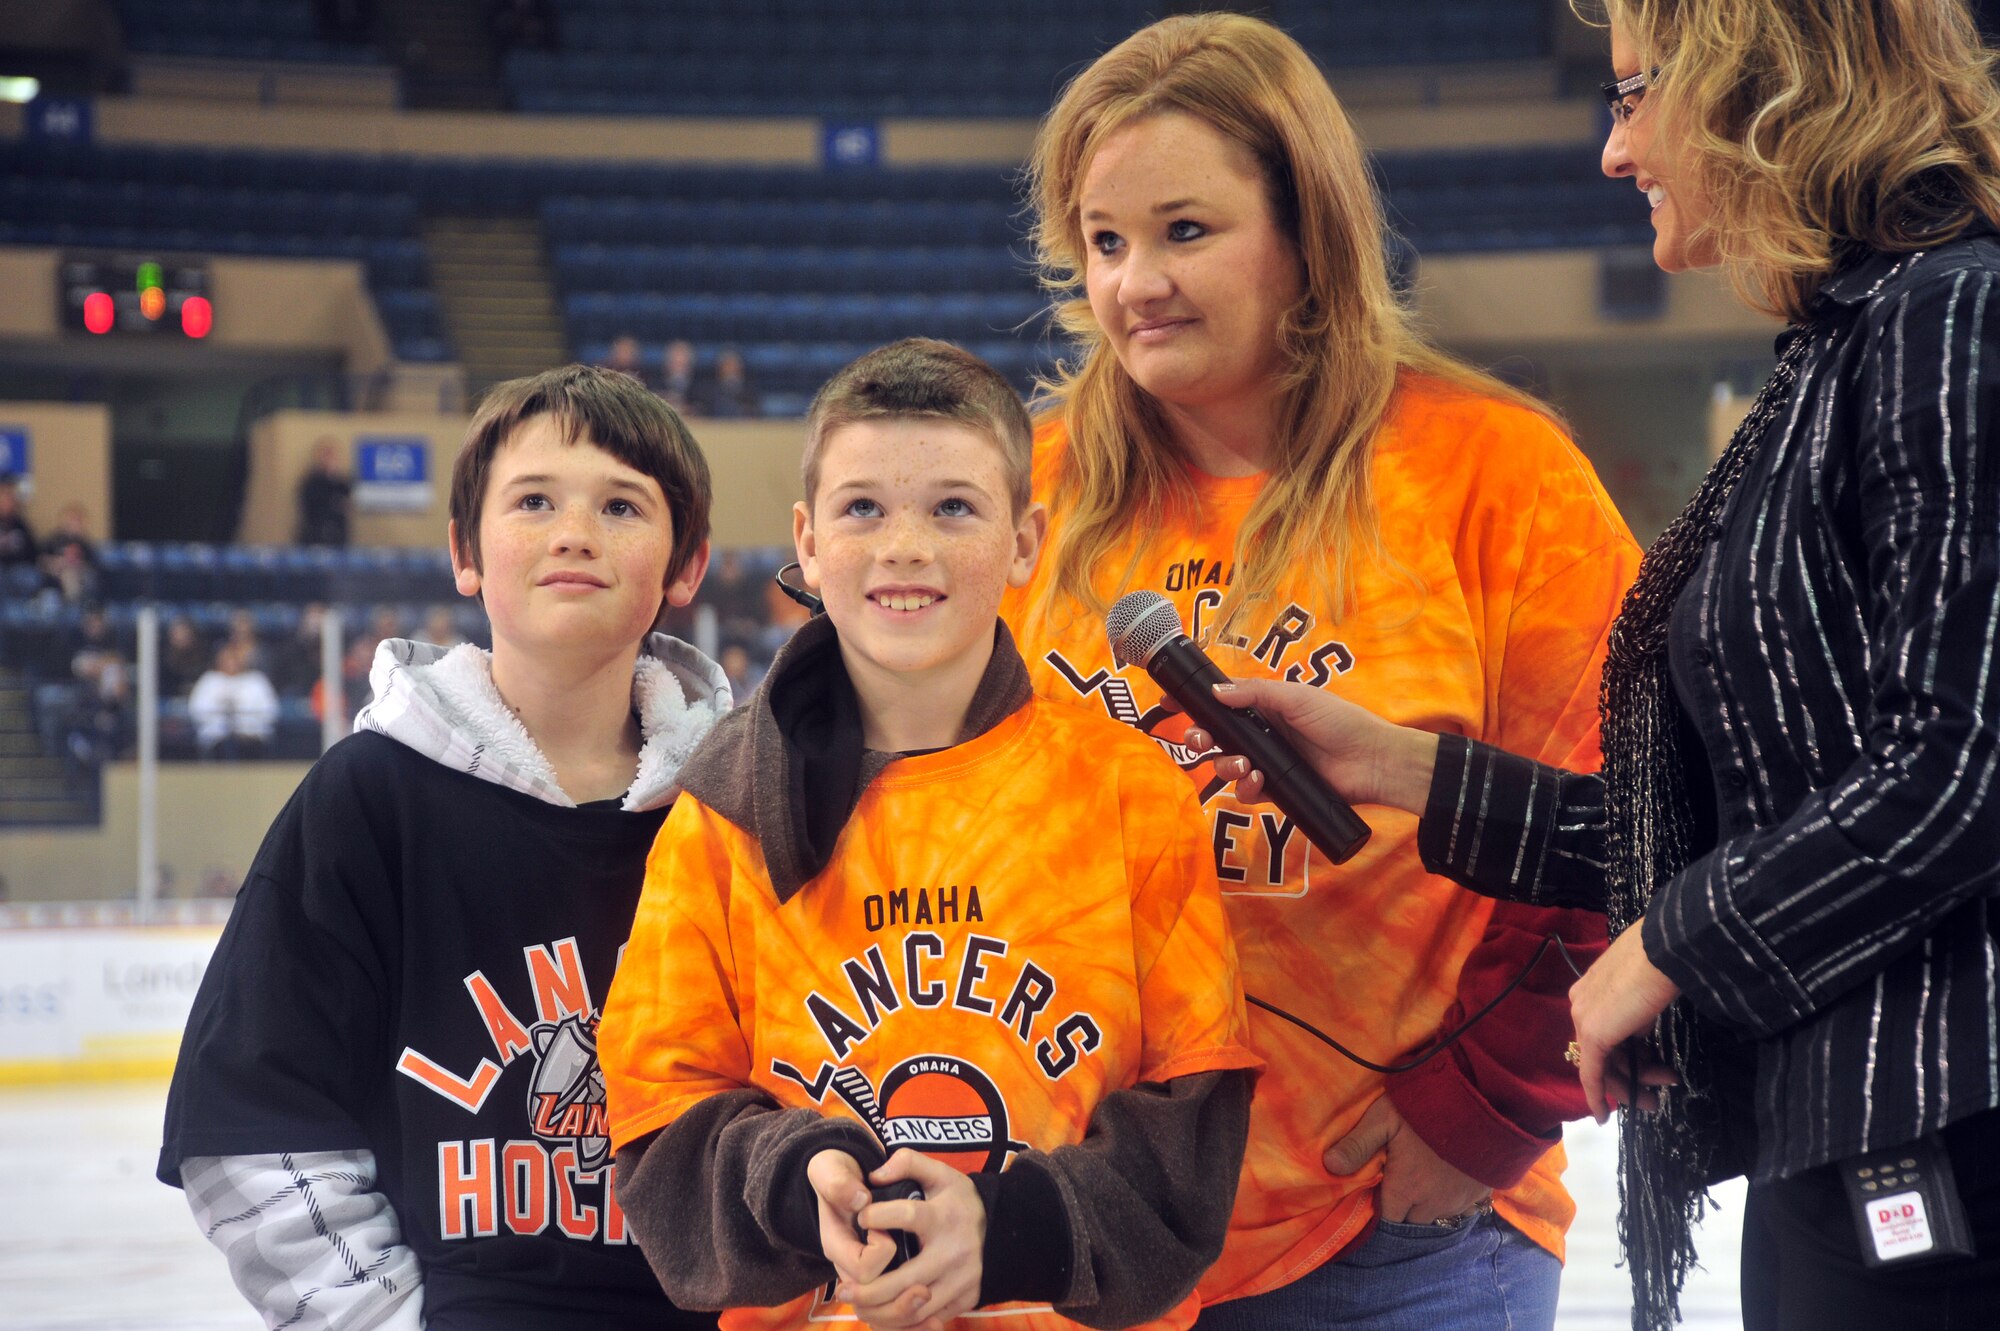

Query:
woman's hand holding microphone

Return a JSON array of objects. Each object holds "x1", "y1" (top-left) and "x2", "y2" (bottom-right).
[
  {"x1": 1188, "y1": 677, "x2": 1676, "y2": 1120},
  {"x1": 1186, "y1": 677, "x2": 1440, "y2": 816}
]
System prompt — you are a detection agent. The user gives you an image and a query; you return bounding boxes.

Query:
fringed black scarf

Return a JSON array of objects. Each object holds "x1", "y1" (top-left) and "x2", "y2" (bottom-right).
[{"x1": 1597, "y1": 320, "x2": 1820, "y2": 1329}]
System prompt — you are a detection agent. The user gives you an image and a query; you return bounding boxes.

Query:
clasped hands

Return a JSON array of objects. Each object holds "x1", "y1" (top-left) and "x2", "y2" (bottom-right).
[{"x1": 809, "y1": 1148, "x2": 984, "y2": 1331}]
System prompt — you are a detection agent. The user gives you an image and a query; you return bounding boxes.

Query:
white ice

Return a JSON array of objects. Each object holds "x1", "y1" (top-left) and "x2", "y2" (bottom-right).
[{"x1": 0, "y1": 1083, "x2": 1743, "y2": 1329}]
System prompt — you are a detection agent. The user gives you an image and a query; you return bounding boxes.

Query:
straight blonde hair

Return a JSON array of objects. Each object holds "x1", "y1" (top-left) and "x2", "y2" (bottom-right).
[
  {"x1": 1024, "y1": 12, "x2": 1550, "y2": 638},
  {"x1": 1600, "y1": 0, "x2": 2000, "y2": 321}
]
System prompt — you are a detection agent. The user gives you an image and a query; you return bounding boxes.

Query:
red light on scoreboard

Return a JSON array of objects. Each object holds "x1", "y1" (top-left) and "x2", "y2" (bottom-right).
[
  {"x1": 83, "y1": 291, "x2": 114, "y2": 335},
  {"x1": 61, "y1": 254, "x2": 211, "y2": 339},
  {"x1": 181, "y1": 295, "x2": 212, "y2": 339}
]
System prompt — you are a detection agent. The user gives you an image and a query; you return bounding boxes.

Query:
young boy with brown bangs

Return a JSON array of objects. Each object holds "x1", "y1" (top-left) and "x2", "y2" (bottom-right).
[
  {"x1": 599, "y1": 338, "x2": 1262, "y2": 1331},
  {"x1": 159, "y1": 365, "x2": 730, "y2": 1331}
]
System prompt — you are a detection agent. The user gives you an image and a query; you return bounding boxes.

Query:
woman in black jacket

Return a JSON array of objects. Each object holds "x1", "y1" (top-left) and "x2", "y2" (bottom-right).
[{"x1": 1188, "y1": 1, "x2": 2000, "y2": 1327}]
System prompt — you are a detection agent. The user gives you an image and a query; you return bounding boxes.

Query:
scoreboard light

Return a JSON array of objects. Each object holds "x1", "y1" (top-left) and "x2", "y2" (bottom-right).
[
  {"x1": 82, "y1": 291, "x2": 114, "y2": 335},
  {"x1": 60, "y1": 254, "x2": 213, "y2": 339}
]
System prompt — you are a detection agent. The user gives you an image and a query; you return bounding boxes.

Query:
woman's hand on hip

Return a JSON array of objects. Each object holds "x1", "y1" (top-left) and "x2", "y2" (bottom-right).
[
  {"x1": 1569, "y1": 923, "x2": 1682, "y2": 1123},
  {"x1": 1184, "y1": 676, "x2": 1440, "y2": 815}
]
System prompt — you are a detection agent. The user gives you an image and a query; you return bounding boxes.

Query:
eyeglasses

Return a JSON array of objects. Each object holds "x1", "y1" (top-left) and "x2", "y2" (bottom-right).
[{"x1": 1600, "y1": 68, "x2": 1658, "y2": 125}]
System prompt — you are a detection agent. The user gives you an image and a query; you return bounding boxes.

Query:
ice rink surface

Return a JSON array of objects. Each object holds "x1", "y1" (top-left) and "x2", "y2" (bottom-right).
[{"x1": 0, "y1": 1082, "x2": 1745, "y2": 1329}]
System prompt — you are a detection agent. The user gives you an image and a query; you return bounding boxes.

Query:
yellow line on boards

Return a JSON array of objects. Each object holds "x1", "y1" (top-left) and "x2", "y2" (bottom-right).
[{"x1": 0, "y1": 1057, "x2": 178, "y2": 1086}]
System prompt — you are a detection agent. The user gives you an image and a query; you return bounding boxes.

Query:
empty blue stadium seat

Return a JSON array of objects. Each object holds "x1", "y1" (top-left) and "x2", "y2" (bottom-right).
[
  {"x1": 110, "y1": 0, "x2": 383, "y2": 64},
  {"x1": 504, "y1": 0, "x2": 1543, "y2": 116}
]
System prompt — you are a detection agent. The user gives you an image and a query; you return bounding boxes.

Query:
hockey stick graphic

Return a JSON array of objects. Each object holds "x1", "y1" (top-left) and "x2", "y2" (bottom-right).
[
  {"x1": 1099, "y1": 675, "x2": 1142, "y2": 727},
  {"x1": 829, "y1": 1066, "x2": 893, "y2": 1142}
]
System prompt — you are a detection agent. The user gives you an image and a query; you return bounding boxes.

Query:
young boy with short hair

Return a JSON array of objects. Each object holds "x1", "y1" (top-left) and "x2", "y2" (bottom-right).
[
  {"x1": 600, "y1": 339, "x2": 1261, "y2": 1331},
  {"x1": 159, "y1": 365, "x2": 732, "y2": 1331}
]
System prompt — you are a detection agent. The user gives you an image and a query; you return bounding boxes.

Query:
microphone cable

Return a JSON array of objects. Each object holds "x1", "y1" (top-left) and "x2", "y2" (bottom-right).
[{"x1": 1245, "y1": 933, "x2": 1590, "y2": 1075}]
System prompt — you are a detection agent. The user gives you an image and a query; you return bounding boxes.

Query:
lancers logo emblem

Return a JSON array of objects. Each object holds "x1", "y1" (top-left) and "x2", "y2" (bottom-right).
[
  {"x1": 776, "y1": 1054, "x2": 1029, "y2": 1174},
  {"x1": 527, "y1": 1013, "x2": 611, "y2": 1173}
]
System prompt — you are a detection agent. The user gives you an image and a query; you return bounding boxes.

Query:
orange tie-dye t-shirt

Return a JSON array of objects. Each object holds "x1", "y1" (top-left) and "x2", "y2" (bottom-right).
[
  {"x1": 602, "y1": 696, "x2": 1262, "y2": 1331},
  {"x1": 1002, "y1": 378, "x2": 1642, "y2": 1301}
]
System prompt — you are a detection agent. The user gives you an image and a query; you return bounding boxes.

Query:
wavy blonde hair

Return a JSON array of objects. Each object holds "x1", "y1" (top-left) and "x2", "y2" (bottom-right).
[
  {"x1": 1598, "y1": 0, "x2": 2000, "y2": 321},
  {"x1": 1023, "y1": 12, "x2": 1550, "y2": 638}
]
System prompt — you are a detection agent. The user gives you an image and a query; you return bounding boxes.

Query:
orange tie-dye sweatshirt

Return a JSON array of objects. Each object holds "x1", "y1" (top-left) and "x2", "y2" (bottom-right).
[
  {"x1": 1003, "y1": 375, "x2": 1642, "y2": 1301},
  {"x1": 602, "y1": 617, "x2": 1262, "y2": 1330}
]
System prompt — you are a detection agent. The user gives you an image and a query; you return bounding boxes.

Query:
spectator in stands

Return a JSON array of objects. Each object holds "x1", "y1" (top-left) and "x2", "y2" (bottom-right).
[
  {"x1": 43, "y1": 541, "x2": 97, "y2": 605},
  {"x1": 338, "y1": 633, "x2": 375, "y2": 719},
  {"x1": 40, "y1": 502, "x2": 93, "y2": 560},
  {"x1": 704, "y1": 345, "x2": 758, "y2": 418},
  {"x1": 67, "y1": 603, "x2": 118, "y2": 673},
  {"x1": 603, "y1": 334, "x2": 648, "y2": 386},
  {"x1": 271, "y1": 603, "x2": 330, "y2": 696},
  {"x1": 419, "y1": 605, "x2": 463, "y2": 650},
  {"x1": 701, "y1": 548, "x2": 764, "y2": 642},
  {"x1": 38, "y1": 502, "x2": 98, "y2": 603},
  {"x1": 658, "y1": 338, "x2": 698, "y2": 414},
  {"x1": 491, "y1": 0, "x2": 556, "y2": 51},
  {"x1": 225, "y1": 608, "x2": 267, "y2": 675},
  {"x1": 295, "y1": 439, "x2": 353, "y2": 547},
  {"x1": 368, "y1": 605, "x2": 403, "y2": 647},
  {"x1": 716, "y1": 639, "x2": 763, "y2": 700},
  {"x1": 66, "y1": 604, "x2": 130, "y2": 767},
  {"x1": 0, "y1": 476, "x2": 35, "y2": 570},
  {"x1": 162, "y1": 617, "x2": 212, "y2": 698},
  {"x1": 754, "y1": 576, "x2": 811, "y2": 661},
  {"x1": 188, "y1": 640, "x2": 279, "y2": 760}
]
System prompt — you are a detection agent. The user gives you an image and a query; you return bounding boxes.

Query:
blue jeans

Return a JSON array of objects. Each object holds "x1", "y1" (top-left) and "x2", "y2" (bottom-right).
[{"x1": 1195, "y1": 1212, "x2": 1562, "y2": 1331}]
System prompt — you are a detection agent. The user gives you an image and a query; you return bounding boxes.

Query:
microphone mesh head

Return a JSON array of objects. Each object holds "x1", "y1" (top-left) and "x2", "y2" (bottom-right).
[{"x1": 1106, "y1": 590, "x2": 1184, "y2": 667}]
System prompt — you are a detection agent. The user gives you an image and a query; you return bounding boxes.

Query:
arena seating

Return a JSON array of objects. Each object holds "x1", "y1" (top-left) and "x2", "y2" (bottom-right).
[
  {"x1": 505, "y1": 0, "x2": 1551, "y2": 117},
  {"x1": 110, "y1": 0, "x2": 382, "y2": 63},
  {"x1": 0, "y1": 137, "x2": 1653, "y2": 407},
  {"x1": 112, "y1": 0, "x2": 383, "y2": 64},
  {"x1": 0, "y1": 141, "x2": 447, "y2": 363},
  {"x1": 1377, "y1": 146, "x2": 1651, "y2": 254},
  {"x1": 104, "y1": 0, "x2": 1552, "y2": 115}
]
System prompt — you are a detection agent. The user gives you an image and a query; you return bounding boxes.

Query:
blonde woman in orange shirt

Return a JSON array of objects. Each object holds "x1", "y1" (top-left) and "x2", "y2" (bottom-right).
[{"x1": 1003, "y1": 14, "x2": 1642, "y2": 1329}]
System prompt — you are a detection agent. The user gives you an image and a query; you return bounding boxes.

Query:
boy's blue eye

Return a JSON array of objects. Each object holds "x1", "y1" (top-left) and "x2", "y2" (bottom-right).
[
  {"x1": 936, "y1": 497, "x2": 975, "y2": 518},
  {"x1": 843, "y1": 498, "x2": 882, "y2": 519}
]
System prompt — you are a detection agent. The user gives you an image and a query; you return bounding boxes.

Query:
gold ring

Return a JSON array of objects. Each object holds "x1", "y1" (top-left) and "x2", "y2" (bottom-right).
[{"x1": 1564, "y1": 1041, "x2": 1582, "y2": 1067}]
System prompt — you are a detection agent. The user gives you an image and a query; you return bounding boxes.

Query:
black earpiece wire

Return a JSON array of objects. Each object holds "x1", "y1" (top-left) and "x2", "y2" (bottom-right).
[{"x1": 774, "y1": 562, "x2": 824, "y2": 616}]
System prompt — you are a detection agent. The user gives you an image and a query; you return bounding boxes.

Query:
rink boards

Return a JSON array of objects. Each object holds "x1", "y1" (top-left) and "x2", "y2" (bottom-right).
[{"x1": 0, "y1": 924, "x2": 222, "y2": 1084}]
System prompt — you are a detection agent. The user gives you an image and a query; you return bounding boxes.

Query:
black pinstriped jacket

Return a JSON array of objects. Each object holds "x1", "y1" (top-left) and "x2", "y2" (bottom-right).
[{"x1": 1416, "y1": 231, "x2": 2000, "y2": 1182}]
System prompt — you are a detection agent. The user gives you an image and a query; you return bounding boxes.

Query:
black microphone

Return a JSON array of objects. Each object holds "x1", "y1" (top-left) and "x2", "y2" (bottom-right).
[{"x1": 1106, "y1": 590, "x2": 1371, "y2": 864}]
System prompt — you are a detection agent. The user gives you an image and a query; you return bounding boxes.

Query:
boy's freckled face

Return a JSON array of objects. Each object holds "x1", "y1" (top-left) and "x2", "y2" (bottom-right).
[
  {"x1": 453, "y1": 414, "x2": 694, "y2": 656},
  {"x1": 796, "y1": 419, "x2": 1040, "y2": 685}
]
